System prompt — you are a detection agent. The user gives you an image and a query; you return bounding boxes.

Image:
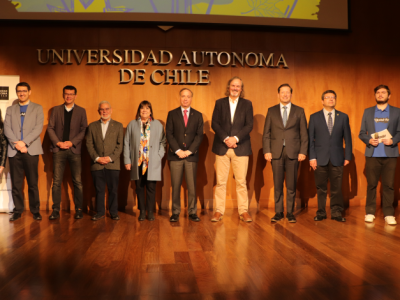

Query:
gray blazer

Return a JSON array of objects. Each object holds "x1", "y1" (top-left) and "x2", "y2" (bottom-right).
[
  {"x1": 123, "y1": 119, "x2": 166, "y2": 181},
  {"x1": 4, "y1": 101, "x2": 44, "y2": 157},
  {"x1": 47, "y1": 104, "x2": 88, "y2": 154},
  {"x1": 359, "y1": 105, "x2": 400, "y2": 157},
  {"x1": 86, "y1": 119, "x2": 124, "y2": 171}
]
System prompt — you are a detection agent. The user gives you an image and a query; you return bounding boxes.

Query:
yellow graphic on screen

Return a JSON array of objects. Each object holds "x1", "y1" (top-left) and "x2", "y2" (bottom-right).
[{"x1": 13, "y1": 0, "x2": 320, "y2": 20}]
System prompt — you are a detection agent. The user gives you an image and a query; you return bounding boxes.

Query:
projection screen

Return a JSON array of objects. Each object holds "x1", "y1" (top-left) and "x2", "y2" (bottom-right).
[{"x1": 0, "y1": 0, "x2": 349, "y2": 30}]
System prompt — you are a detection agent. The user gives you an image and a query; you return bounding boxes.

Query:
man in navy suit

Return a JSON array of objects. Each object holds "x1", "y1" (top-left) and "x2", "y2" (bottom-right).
[
  {"x1": 166, "y1": 88, "x2": 204, "y2": 222},
  {"x1": 359, "y1": 85, "x2": 400, "y2": 225},
  {"x1": 309, "y1": 90, "x2": 352, "y2": 222}
]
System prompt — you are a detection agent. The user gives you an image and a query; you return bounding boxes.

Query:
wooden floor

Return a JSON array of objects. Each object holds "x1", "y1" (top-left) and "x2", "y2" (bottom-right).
[{"x1": 1, "y1": 207, "x2": 400, "y2": 300}]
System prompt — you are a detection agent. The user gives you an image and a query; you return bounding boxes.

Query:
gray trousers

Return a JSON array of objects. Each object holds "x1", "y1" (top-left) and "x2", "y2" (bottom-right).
[{"x1": 170, "y1": 160, "x2": 198, "y2": 215}]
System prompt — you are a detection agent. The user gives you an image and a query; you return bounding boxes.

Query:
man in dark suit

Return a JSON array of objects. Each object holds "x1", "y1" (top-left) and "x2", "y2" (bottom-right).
[
  {"x1": 86, "y1": 101, "x2": 124, "y2": 221},
  {"x1": 166, "y1": 88, "x2": 204, "y2": 222},
  {"x1": 47, "y1": 85, "x2": 88, "y2": 220},
  {"x1": 211, "y1": 76, "x2": 253, "y2": 222},
  {"x1": 359, "y1": 84, "x2": 400, "y2": 225},
  {"x1": 309, "y1": 90, "x2": 352, "y2": 222},
  {"x1": 263, "y1": 83, "x2": 308, "y2": 223},
  {"x1": 5, "y1": 82, "x2": 44, "y2": 221}
]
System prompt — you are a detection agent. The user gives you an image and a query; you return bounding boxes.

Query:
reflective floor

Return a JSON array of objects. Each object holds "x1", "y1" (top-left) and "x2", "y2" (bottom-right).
[{"x1": 0, "y1": 207, "x2": 399, "y2": 300}]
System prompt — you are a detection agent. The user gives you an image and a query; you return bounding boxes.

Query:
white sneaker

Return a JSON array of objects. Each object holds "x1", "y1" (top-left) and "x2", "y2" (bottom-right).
[
  {"x1": 385, "y1": 216, "x2": 397, "y2": 225},
  {"x1": 365, "y1": 214, "x2": 375, "y2": 223}
]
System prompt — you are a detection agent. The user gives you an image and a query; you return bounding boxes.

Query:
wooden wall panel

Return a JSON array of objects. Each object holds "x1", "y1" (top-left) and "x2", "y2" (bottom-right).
[{"x1": 1, "y1": 1, "x2": 400, "y2": 213}]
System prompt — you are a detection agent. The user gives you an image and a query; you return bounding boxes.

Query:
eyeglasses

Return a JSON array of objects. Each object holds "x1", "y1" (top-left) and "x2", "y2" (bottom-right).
[
  {"x1": 99, "y1": 108, "x2": 110, "y2": 112},
  {"x1": 64, "y1": 93, "x2": 76, "y2": 96},
  {"x1": 16, "y1": 90, "x2": 28, "y2": 94},
  {"x1": 324, "y1": 96, "x2": 336, "y2": 100}
]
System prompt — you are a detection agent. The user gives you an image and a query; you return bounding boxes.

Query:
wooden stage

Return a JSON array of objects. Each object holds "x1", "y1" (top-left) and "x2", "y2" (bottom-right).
[{"x1": 0, "y1": 206, "x2": 399, "y2": 300}]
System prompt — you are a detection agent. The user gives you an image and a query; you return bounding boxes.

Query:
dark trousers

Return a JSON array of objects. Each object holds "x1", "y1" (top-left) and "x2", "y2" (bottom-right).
[
  {"x1": 9, "y1": 152, "x2": 40, "y2": 214},
  {"x1": 365, "y1": 157, "x2": 397, "y2": 216},
  {"x1": 170, "y1": 160, "x2": 198, "y2": 215},
  {"x1": 51, "y1": 149, "x2": 83, "y2": 211},
  {"x1": 314, "y1": 161, "x2": 344, "y2": 218},
  {"x1": 271, "y1": 147, "x2": 299, "y2": 214},
  {"x1": 135, "y1": 165, "x2": 156, "y2": 212},
  {"x1": 91, "y1": 168, "x2": 120, "y2": 215}
]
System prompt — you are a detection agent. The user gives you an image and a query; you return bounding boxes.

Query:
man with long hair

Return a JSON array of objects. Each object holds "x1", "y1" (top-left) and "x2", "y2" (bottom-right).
[{"x1": 211, "y1": 76, "x2": 253, "y2": 222}]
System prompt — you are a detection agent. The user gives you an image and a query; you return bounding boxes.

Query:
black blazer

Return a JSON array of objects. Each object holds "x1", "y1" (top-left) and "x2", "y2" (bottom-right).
[
  {"x1": 166, "y1": 107, "x2": 204, "y2": 162},
  {"x1": 263, "y1": 103, "x2": 308, "y2": 159},
  {"x1": 211, "y1": 97, "x2": 253, "y2": 156},
  {"x1": 309, "y1": 109, "x2": 352, "y2": 166}
]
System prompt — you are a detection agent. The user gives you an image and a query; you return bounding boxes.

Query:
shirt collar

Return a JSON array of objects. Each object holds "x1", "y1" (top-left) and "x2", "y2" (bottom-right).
[
  {"x1": 99, "y1": 118, "x2": 111, "y2": 124},
  {"x1": 65, "y1": 104, "x2": 74, "y2": 111},
  {"x1": 323, "y1": 108, "x2": 335, "y2": 116},
  {"x1": 229, "y1": 97, "x2": 239, "y2": 104},
  {"x1": 280, "y1": 102, "x2": 291, "y2": 109},
  {"x1": 376, "y1": 105, "x2": 389, "y2": 112},
  {"x1": 19, "y1": 100, "x2": 30, "y2": 106},
  {"x1": 181, "y1": 106, "x2": 190, "y2": 112}
]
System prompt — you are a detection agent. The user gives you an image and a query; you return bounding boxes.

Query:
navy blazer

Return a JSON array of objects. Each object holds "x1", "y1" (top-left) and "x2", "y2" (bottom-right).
[
  {"x1": 309, "y1": 109, "x2": 352, "y2": 166},
  {"x1": 358, "y1": 105, "x2": 400, "y2": 157}
]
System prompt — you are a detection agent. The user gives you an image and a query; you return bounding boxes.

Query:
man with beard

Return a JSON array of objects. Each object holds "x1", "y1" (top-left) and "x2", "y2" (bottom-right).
[
  {"x1": 211, "y1": 76, "x2": 253, "y2": 222},
  {"x1": 359, "y1": 85, "x2": 400, "y2": 225}
]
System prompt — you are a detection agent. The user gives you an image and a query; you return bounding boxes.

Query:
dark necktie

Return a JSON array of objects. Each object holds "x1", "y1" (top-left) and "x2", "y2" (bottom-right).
[{"x1": 328, "y1": 112, "x2": 333, "y2": 134}]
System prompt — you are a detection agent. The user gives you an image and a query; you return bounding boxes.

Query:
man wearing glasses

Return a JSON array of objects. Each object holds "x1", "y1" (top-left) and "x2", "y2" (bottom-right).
[
  {"x1": 5, "y1": 82, "x2": 44, "y2": 221},
  {"x1": 309, "y1": 90, "x2": 352, "y2": 222},
  {"x1": 47, "y1": 85, "x2": 88, "y2": 220}
]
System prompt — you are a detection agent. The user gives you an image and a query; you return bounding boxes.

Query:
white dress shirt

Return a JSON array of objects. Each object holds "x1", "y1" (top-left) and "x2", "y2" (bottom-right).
[{"x1": 95, "y1": 118, "x2": 112, "y2": 162}]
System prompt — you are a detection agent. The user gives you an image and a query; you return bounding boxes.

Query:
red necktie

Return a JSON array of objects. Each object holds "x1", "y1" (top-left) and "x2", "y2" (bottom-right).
[{"x1": 184, "y1": 109, "x2": 188, "y2": 127}]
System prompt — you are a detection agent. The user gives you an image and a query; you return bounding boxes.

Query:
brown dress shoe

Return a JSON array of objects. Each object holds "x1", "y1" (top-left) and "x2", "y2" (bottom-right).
[
  {"x1": 211, "y1": 212, "x2": 223, "y2": 222},
  {"x1": 240, "y1": 212, "x2": 253, "y2": 222}
]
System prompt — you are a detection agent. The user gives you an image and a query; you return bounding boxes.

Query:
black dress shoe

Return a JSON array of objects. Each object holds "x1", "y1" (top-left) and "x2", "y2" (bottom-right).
[
  {"x1": 189, "y1": 214, "x2": 200, "y2": 222},
  {"x1": 148, "y1": 211, "x2": 155, "y2": 221},
  {"x1": 111, "y1": 214, "x2": 120, "y2": 220},
  {"x1": 33, "y1": 213, "x2": 42, "y2": 220},
  {"x1": 170, "y1": 214, "x2": 179, "y2": 222},
  {"x1": 271, "y1": 212, "x2": 284, "y2": 222},
  {"x1": 286, "y1": 213, "x2": 296, "y2": 223},
  {"x1": 74, "y1": 210, "x2": 83, "y2": 219},
  {"x1": 9, "y1": 213, "x2": 21, "y2": 221},
  {"x1": 314, "y1": 215, "x2": 327, "y2": 221},
  {"x1": 91, "y1": 213, "x2": 104, "y2": 221},
  {"x1": 49, "y1": 210, "x2": 60, "y2": 220},
  {"x1": 331, "y1": 216, "x2": 346, "y2": 222},
  {"x1": 138, "y1": 211, "x2": 146, "y2": 221}
]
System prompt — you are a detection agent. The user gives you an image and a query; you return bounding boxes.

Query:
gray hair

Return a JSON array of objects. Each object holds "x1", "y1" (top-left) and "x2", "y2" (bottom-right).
[{"x1": 98, "y1": 101, "x2": 111, "y2": 110}]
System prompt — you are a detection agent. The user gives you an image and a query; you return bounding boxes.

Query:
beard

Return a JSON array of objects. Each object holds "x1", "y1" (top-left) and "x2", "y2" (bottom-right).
[{"x1": 376, "y1": 98, "x2": 389, "y2": 105}]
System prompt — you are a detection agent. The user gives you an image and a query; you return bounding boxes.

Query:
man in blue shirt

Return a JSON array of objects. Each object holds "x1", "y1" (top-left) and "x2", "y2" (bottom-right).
[{"x1": 359, "y1": 85, "x2": 400, "y2": 225}]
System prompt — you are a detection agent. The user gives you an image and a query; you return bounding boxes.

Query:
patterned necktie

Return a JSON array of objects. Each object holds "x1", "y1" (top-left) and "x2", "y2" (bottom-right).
[
  {"x1": 283, "y1": 106, "x2": 287, "y2": 127},
  {"x1": 328, "y1": 112, "x2": 333, "y2": 134},
  {"x1": 184, "y1": 109, "x2": 188, "y2": 127}
]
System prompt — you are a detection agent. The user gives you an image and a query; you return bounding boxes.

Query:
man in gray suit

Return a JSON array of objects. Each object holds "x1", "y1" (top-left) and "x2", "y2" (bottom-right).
[
  {"x1": 5, "y1": 82, "x2": 44, "y2": 221},
  {"x1": 47, "y1": 85, "x2": 88, "y2": 220},
  {"x1": 86, "y1": 101, "x2": 124, "y2": 221},
  {"x1": 263, "y1": 83, "x2": 308, "y2": 223}
]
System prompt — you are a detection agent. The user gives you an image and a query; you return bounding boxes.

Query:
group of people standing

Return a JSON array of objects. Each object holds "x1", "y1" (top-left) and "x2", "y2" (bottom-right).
[{"x1": 2, "y1": 78, "x2": 399, "y2": 226}]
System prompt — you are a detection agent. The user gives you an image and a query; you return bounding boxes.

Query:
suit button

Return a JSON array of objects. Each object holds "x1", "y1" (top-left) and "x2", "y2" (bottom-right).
[{"x1": 185, "y1": 134, "x2": 187, "y2": 136}]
